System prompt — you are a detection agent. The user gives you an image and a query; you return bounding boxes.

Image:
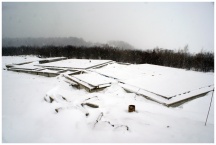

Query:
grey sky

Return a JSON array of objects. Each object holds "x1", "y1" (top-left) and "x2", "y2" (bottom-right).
[{"x1": 2, "y1": 2, "x2": 214, "y2": 53}]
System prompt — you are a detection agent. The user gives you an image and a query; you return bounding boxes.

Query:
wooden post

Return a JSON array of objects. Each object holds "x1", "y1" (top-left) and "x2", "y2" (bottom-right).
[
  {"x1": 205, "y1": 89, "x2": 214, "y2": 126},
  {"x1": 128, "y1": 105, "x2": 135, "y2": 112}
]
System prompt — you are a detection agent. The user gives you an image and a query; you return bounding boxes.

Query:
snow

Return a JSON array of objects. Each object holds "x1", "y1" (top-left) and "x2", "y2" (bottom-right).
[
  {"x1": 72, "y1": 71, "x2": 116, "y2": 87},
  {"x1": 12, "y1": 61, "x2": 41, "y2": 70},
  {"x1": 40, "y1": 69, "x2": 59, "y2": 73},
  {"x1": 121, "y1": 83, "x2": 214, "y2": 106},
  {"x1": 92, "y1": 63, "x2": 214, "y2": 98},
  {"x1": 37, "y1": 59, "x2": 113, "y2": 69},
  {"x1": 2, "y1": 56, "x2": 214, "y2": 143},
  {"x1": 40, "y1": 57, "x2": 66, "y2": 61}
]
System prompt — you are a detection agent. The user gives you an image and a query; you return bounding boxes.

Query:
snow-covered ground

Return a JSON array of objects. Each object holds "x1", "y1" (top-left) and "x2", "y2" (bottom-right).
[{"x1": 2, "y1": 56, "x2": 214, "y2": 143}]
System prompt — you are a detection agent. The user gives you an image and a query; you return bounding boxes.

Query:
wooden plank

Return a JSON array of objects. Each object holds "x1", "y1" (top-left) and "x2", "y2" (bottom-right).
[
  {"x1": 166, "y1": 86, "x2": 214, "y2": 106},
  {"x1": 5, "y1": 64, "x2": 14, "y2": 68},
  {"x1": 8, "y1": 67, "x2": 59, "y2": 77},
  {"x1": 64, "y1": 79, "x2": 78, "y2": 86},
  {"x1": 121, "y1": 83, "x2": 169, "y2": 105},
  {"x1": 86, "y1": 60, "x2": 114, "y2": 69},
  {"x1": 39, "y1": 57, "x2": 67, "y2": 64},
  {"x1": 36, "y1": 60, "x2": 113, "y2": 70},
  {"x1": 63, "y1": 74, "x2": 95, "y2": 90},
  {"x1": 121, "y1": 83, "x2": 214, "y2": 107},
  {"x1": 98, "y1": 83, "x2": 111, "y2": 88}
]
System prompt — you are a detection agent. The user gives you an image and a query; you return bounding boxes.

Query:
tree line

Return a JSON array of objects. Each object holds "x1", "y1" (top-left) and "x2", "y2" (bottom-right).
[{"x1": 2, "y1": 45, "x2": 214, "y2": 72}]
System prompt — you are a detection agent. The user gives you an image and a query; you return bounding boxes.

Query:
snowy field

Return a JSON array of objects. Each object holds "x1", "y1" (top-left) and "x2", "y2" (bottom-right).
[{"x1": 2, "y1": 56, "x2": 214, "y2": 143}]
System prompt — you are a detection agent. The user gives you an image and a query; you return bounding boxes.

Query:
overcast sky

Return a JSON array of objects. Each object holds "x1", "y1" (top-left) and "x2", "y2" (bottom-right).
[{"x1": 2, "y1": 2, "x2": 214, "y2": 53}]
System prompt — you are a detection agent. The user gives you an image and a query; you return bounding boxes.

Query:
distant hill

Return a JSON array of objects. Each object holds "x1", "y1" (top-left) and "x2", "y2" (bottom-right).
[
  {"x1": 107, "y1": 40, "x2": 135, "y2": 50},
  {"x1": 2, "y1": 37, "x2": 94, "y2": 47},
  {"x1": 2, "y1": 37, "x2": 137, "y2": 50}
]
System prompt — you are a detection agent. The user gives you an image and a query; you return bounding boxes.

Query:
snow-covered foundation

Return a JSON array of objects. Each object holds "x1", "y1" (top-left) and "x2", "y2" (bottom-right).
[
  {"x1": 4, "y1": 56, "x2": 214, "y2": 106},
  {"x1": 2, "y1": 56, "x2": 214, "y2": 143},
  {"x1": 91, "y1": 63, "x2": 214, "y2": 106}
]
